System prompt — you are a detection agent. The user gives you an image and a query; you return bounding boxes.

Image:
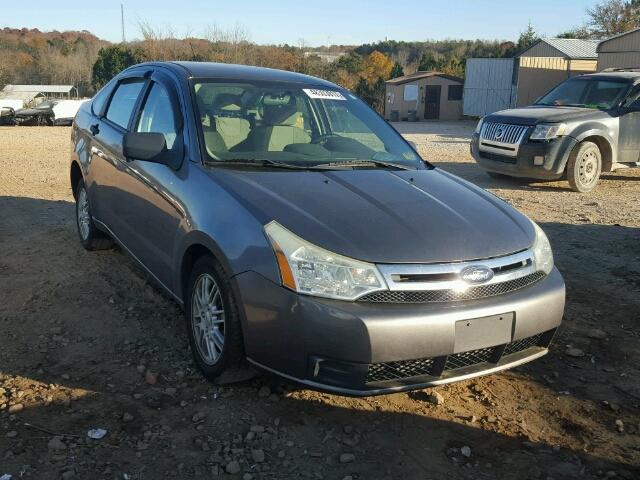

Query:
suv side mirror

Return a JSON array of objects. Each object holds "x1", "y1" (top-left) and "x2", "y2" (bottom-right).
[{"x1": 123, "y1": 132, "x2": 167, "y2": 161}]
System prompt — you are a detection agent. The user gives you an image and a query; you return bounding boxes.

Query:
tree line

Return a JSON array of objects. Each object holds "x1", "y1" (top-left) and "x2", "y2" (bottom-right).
[{"x1": 1, "y1": 0, "x2": 638, "y2": 112}]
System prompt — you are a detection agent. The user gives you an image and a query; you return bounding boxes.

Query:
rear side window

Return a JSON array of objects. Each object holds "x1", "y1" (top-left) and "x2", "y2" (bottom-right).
[
  {"x1": 91, "y1": 78, "x2": 116, "y2": 116},
  {"x1": 136, "y1": 82, "x2": 178, "y2": 149},
  {"x1": 105, "y1": 80, "x2": 145, "y2": 129}
]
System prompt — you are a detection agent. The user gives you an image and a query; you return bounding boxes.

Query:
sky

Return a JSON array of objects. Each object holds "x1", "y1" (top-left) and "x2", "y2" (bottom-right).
[{"x1": 3, "y1": 0, "x2": 603, "y2": 46}]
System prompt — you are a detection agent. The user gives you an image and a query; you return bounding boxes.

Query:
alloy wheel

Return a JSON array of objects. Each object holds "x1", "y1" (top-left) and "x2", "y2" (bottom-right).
[
  {"x1": 191, "y1": 273, "x2": 226, "y2": 365},
  {"x1": 77, "y1": 187, "x2": 91, "y2": 241}
]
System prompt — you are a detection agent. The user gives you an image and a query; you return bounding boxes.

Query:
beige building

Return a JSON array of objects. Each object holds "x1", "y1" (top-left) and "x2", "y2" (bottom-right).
[
  {"x1": 384, "y1": 72, "x2": 464, "y2": 121},
  {"x1": 516, "y1": 38, "x2": 599, "y2": 106},
  {"x1": 597, "y1": 28, "x2": 640, "y2": 70}
]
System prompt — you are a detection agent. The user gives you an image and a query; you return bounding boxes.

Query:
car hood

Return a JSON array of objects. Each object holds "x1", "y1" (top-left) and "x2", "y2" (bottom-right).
[
  {"x1": 485, "y1": 105, "x2": 604, "y2": 126},
  {"x1": 207, "y1": 167, "x2": 535, "y2": 264}
]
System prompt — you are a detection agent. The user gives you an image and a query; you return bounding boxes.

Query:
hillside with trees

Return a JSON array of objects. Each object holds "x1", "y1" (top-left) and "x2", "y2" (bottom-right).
[{"x1": 1, "y1": 0, "x2": 638, "y2": 111}]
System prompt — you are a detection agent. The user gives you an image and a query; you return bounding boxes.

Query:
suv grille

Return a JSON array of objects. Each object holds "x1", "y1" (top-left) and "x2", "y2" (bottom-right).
[
  {"x1": 481, "y1": 122, "x2": 529, "y2": 145},
  {"x1": 359, "y1": 271, "x2": 546, "y2": 304},
  {"x1": 365, "y1": 332, "x2": 549, "y2": 384}
]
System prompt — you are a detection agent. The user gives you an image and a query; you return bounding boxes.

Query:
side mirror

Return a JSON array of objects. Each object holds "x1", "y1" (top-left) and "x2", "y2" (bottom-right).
[{"x1": 123, "y1": 132, "x2": 167, "y2": 161}]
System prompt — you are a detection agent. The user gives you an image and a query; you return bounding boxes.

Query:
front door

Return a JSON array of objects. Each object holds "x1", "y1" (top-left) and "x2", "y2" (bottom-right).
[
  {"x1": 110, "y1": 72, "x2": 186, "y2": 290},
  {"x1": 618, "y1": 84, "x2": 640, "y2": 164},
  {"x1": 424, "y1": 85, "x2": 441, "y2": 120}
]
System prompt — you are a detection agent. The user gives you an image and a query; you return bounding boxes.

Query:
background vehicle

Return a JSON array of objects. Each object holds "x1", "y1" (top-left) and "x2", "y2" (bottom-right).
[
  {"x1": 0, "y1": 106, "x2": 15, "y2": 126},
  {"x1": 471, "y1": 70, "x2": 640, "y2": 192},
  {"x1": 14, "y1": 99, "x2": 86, "y2": 126},
  {"x1": 71, "y1": 62, "x2": 564, "y2": 395}
]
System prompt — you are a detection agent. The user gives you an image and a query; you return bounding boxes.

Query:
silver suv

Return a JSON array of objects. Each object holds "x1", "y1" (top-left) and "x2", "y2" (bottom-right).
[{"x1": 471, "y1": 70, "x2": 640, "y2": 192}]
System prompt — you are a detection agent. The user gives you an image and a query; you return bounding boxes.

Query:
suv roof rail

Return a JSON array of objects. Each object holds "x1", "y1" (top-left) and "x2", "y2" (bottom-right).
[{"x1": 601, "y1": 67, "x2": 640, "y2": 72}]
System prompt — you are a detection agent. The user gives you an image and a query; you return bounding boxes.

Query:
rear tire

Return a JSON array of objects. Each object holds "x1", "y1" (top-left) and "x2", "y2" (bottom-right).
[
  {"x1": 566, "y1": 141, "x2": 601, "y2": 193},
  {"x1": 185, "y1": 255, "x2": 246, "y2": 381},
  {"x1": 75, "y1": 178, "x2": 113, "y2": 250}
]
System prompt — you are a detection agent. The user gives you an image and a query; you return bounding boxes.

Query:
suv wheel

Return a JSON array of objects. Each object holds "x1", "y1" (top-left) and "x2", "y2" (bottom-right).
[
  {"x1": 185, "y1": 255, "x2": 246, "y2": 381},
  {"x1": 566, "y1": 141, "x2": 602, "y2": 193},
  {"x1": 75, "y1": 178, "x2": 113, "y2": 250}
]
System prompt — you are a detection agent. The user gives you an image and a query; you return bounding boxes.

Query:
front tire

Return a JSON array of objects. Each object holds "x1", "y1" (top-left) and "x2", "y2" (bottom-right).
[
  {"x1": 566, "y1": 141, "x2": 601, "y2": 193},
  {"x1": 185, "y1": 255, "x2": 245, "y2": 380},
  {"x1": 75, "y1": 178, "x2": 113, "y2": 250}
]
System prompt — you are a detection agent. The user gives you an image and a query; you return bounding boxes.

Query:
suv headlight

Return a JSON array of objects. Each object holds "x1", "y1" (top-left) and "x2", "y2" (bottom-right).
[
  {"x1": 530, "y1": 123, "x2": 567, "y2": 141},
  {"x1": 531, "y1": 221, "x2": 554, "y2": 275},
  {"x1": 474, "y1": 117, "x2": 484, "y2": 134},
  {"x1": 265, "y1": 221, "x2": 387, "y2": 301}
]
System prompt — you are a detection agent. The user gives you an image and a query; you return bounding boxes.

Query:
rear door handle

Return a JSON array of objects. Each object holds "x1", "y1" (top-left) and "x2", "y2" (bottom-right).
[{"x1": 89, "y1": 124, "x2": 99, "y2": 135}]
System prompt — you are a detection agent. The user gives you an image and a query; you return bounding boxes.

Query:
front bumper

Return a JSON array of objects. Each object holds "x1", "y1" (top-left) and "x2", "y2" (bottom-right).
[
  {"x1": 233, "y1": 268, "x2": 565, "y2": 396},
  {"x1": 471, "y1": 133, "x2": 578, "y2": 180}
]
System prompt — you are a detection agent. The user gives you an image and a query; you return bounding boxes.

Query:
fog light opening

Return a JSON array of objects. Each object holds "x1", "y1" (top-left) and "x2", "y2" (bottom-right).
[{"x1": 534, "y1": 155, "x2": 545, "y2": 166}]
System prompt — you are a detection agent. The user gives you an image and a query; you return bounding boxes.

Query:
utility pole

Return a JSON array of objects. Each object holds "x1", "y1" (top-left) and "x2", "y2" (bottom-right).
[{"x1": 121, "y1": 3, "x2": 126, "y2": 43}]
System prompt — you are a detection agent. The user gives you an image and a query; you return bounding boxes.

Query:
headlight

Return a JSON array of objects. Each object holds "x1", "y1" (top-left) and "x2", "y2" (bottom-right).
[
  {"x1": 530, "y1": 123, "x2": 567, "y2": 140},
  {"x1": 265, "y1": 221, "x2": 387, "y2": 301},
  {"x1": 474, "y1": 117, "x2": 484, "y2": 134},
  {"x1": 531, "y1": 221, "x2": 554, "y2": 275}
]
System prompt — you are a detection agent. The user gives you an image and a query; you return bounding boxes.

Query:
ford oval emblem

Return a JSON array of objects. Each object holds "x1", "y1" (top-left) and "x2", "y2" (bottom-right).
[{"x1": 460, "y1": 265, "x2": 494, "y2": 284}]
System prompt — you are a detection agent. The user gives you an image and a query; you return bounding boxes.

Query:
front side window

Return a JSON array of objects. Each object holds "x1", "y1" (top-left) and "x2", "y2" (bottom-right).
[
  {"x1": 536, "y1": 78, "x2": 631, "y2": 110},
  {"x1": 193, "y1": 80, "x2": 421, "y2": 167},
  {"x1": 136, "y1": 82, "x2": 178, "y2": 149},
  {"x1": 105, "y1": 79, "x2": 145, "y2": 129}
]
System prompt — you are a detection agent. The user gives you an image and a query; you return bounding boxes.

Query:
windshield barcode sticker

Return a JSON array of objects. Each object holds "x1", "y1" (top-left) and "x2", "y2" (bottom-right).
[{"x1": 303, "y1": 89, "x2": 346, "y2": 101}]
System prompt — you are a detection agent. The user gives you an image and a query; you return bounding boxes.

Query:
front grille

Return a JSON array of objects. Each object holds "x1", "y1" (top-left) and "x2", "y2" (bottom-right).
[
  {"x1": 503, "y1": 333, "x2": 542, "y2": 355},
  {"x1": 359, "y1": 271, "x2": 546, "y2": 304},
  {"x1": 445, "y1": 347, "x2": 494, "y2": 370},
  {"x1": 367, "y1": 358, "x2": 435, "y2": 382},
  {"x1": 366, "y1": 331, "x2": 550, "y2": 384},
  {"x1": 481, "y1": 123, "x2": 529, "y2": 145},
  {"x1": 479, "y1": 151, "x2": 517, "y2": 164}
]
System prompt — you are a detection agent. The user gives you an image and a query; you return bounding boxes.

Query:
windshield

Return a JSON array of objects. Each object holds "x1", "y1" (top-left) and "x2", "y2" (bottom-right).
[
  {"x1": 536, "y1": 78, "x2": 630, "y2": 110},
  {"x1": 192, "y1": 80, "x2": 421, "y2": 168}
]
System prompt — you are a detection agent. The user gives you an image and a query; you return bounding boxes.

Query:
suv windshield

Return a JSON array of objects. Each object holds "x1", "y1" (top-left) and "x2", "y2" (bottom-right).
[
  {"x1": 536, "y1": 77, "x2": 631, "y2": 110},
  {"x1": 193, "y1": 80, "x2": 421, "y2": 168}
]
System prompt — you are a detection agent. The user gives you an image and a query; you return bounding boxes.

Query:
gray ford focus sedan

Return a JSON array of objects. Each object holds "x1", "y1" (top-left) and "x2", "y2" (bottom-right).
[{"x1": 71, "y1": 61, "x2": 565, "y2": 395}]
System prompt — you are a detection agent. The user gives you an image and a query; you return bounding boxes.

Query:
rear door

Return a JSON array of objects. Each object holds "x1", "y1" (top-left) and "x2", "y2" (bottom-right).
[
  {"x1": 618, "y1": 84, "x2": 640, "y2": 164},
  {"x1": 424, "y1": 85, "x2": 441, "y2": 120},
  {"x1": 88, "y1": 72, "x2": 149, "y2": 231}
]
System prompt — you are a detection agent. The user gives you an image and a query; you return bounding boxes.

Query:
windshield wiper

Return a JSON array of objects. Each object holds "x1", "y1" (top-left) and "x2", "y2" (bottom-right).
[
  {"x1": 204, "y1": 158, "x2": 313, "y2": 170},
  {"x1": 311, "y1": 159, "x2": 414, "y2": 171}
]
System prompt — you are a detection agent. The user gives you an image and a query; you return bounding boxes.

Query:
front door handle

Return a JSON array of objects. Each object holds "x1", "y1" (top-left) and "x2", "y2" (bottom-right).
[{"x1": 90, "y1": 124, "x2": 99, "y2": 136}]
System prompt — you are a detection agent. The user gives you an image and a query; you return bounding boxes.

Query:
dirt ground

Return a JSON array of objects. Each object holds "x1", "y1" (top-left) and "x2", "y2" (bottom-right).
[{"x1": 0, "y1": 124, "x2": 638, "y2": 480}]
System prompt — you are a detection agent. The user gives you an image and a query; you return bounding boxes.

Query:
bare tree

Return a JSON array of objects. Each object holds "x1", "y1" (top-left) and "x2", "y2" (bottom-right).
[{"x1": 587, "y1": 0, "x2": 639, "y2": 37}]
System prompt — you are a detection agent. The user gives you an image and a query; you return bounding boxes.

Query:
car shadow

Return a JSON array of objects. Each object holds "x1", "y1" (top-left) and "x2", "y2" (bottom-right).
[{"x1": 1, "y1": 196, "x2": 638, "y2": 479}]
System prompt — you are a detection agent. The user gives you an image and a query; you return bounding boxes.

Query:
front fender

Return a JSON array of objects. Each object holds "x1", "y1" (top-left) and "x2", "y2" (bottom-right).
[{"x1": 567, "y1": 121, "x2": 618, "y2": 171}]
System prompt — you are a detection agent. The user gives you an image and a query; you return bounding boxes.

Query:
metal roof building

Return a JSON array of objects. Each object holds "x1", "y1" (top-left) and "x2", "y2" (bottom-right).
[
  {"x1": 597, "y1": 28, "x2": 640, "y2": 70},
  {"x1": 385, "y1": 71, "x2": 464, "y2": 121},
  {"x1": 515, "y1": 38, "x2": 599, "y2": 106},
  {"x1": 0, "y1": 84, "x2": 77, "y2": 106}
]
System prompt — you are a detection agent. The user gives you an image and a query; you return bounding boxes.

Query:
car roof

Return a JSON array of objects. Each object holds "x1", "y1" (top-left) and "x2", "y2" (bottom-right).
[
  {"x1": 135, "y1": 61, "x2": 338, "y2": 88},
  {"x1": 578, "y1": 71, "x2": 640, "y2": 82}
]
